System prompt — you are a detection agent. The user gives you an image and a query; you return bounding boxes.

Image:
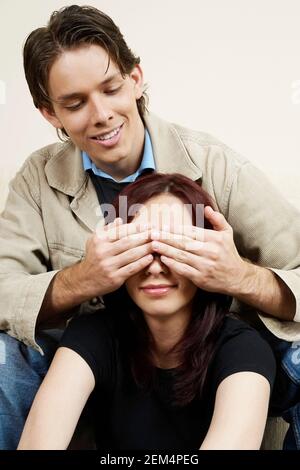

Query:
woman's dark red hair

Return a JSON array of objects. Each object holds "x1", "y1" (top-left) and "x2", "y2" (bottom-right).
[{"x1": 105, "y1": 173, "x2": 231, "y2": 406}]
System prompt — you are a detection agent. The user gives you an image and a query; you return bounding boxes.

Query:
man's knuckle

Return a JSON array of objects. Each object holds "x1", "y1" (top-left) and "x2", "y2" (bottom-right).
[
  {"x1": 107, "y1": 272, "x2": 116, "y2": 284},
  {"x1": 206, "y1": 262, "x2": 215, "y2": 275},
  {"x1": 95, "y1": 250, "x2": 102, "y2": 260},
  {"x1": 178, "y1": 250, "x2": 187, "y2": 262},
  {"x1": 210, "y1": 248, "x2": 219, "y2": 261},
  {"x1": 183, "y1": 241, "x2": 189, "y2": 251},
  {"x1": 215, "y1": 236, "x2": 224, "y2": 247},
  {"x1": 101, "y1": 259, "x2": 112, "y2": 274}
]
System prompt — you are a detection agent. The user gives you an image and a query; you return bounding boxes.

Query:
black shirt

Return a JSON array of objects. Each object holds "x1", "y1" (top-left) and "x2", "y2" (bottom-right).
[
  {"x1": 88, "y1": 169, "x2": 155, "y2": 207},
  {"x1": 60, "y1": 311, "x2": 276, "y2": 450},
  {"x1": 88, "y1": 171, "x2": 130, "y2": 207}
]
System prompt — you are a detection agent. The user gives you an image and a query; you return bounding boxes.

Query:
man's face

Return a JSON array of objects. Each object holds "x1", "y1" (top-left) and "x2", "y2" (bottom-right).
[{"x1": 41, "y1": 44, "x2": 145, "y2": 179}]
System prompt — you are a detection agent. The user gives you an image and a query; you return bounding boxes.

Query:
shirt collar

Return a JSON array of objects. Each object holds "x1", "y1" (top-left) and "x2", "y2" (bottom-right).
[{"x1": 82, "y1": 129, "x2": 155, "y2": 183}]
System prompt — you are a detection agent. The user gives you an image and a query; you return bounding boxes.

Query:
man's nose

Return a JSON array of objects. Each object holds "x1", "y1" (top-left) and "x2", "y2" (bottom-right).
[{"x1": 90, "y1": 95, "x2": 113, "y2": 125}]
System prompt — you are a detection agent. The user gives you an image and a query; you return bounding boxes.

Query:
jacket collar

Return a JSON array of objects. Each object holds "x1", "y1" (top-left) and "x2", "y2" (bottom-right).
[
  {"x1": 144, "y1": 112, "x2": 202, "y2": 180},
  {"x1": 45, "y1": 142, "x2": 101, "y2": 232},
  {"x1": 45, "y1": 141, "x2": 86, "y2": 197}
]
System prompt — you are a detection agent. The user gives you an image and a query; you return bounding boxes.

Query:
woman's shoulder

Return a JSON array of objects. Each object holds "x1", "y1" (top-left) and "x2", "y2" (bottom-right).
[
  {"x1": 210, "y1": 315, "x2": 276, "y2": 391},
  {"x1": 60, "y1": 308, "x2": 122, "y2": 352},
  {"x1": 59, "y1": 309, "x2": 124, "y2": 385},
  {"x1": 67, "y1": 307, "x2": 118, "y2": 330},
  {"x1": 214, "y1": 314, "x2": 276, "y2": 373},
  {"x1": 219, "y1": 315, "x2": 263, "y2": 342}
]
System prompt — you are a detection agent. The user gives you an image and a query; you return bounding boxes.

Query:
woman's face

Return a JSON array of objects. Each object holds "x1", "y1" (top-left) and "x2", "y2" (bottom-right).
[{"x1": 125, "y1": 193, "x2": 198, "y2": 320}]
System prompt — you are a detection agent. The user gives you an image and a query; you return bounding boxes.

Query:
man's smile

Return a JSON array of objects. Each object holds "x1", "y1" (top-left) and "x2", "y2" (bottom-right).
[{"x1": 90, "y1": 123, "x2": 124, "y2": 147}]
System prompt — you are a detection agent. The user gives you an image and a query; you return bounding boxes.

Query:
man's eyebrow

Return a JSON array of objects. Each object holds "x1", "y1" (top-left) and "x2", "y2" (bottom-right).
[{"x1": 55, "y1": 73, "x2": 123, "y2": 102}]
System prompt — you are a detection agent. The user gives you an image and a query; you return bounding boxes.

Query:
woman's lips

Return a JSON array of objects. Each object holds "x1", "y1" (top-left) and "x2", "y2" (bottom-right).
[{"x1": 140, "y1": 285, "x2": 177, "y2": 296}]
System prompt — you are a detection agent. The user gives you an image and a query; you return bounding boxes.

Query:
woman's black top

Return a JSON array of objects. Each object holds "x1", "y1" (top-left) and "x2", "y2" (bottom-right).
[{"x1": 60, "y1": 310, "x2": 276, "y2": 450}]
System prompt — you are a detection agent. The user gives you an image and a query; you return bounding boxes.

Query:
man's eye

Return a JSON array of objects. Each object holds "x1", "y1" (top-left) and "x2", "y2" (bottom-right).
[
  {"x1": 105, "y1": 86, "x2": 122, "y2": 95},
  {"x1": 65, "y1": 102, "x2": 82, "y2": 110}
]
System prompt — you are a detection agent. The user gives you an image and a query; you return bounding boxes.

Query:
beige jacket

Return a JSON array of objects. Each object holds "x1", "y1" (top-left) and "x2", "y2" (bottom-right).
[{"x1": 1, "y1": 112, "x2": 300, "y2": 353}]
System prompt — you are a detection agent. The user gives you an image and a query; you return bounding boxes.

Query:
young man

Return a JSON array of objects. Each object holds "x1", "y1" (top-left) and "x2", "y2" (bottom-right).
[{"x1": 0, "y1": 5, "x2": 300, "y2": 449}]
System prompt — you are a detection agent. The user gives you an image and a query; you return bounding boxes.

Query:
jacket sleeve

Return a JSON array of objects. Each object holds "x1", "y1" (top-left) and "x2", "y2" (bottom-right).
[
  {"x1": 224, "y1": 160, "x2": 300, "y2": 324},
  {"x1": 0, "y1": 168, "x2": 58, "y2": 353}
]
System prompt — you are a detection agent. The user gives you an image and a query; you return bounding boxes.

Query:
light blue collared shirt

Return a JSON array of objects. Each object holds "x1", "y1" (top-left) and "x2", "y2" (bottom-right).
[{"x1": 82, "y1": 130, "x2": 155, "y2": 182}]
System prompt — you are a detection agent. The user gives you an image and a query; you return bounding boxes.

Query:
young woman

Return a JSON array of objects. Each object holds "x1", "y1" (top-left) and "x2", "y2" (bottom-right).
[{"x1": 18, "y1": 173, "x2": 276, "y2": 450}]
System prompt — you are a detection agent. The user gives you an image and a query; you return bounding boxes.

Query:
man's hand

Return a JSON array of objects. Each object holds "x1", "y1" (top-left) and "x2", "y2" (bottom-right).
[
  {"x1": 149, "y1": 206, "x2": 295, "y2": 320},
  {"x1": 150, "y1": 206, "x2": 247, "y2": 296},
  {"x1": 78, "y1": 218, "x2": 154, "y2": 298},
  {"x1": 38, "y1": 218, "x2": 153, "y2": 326}
]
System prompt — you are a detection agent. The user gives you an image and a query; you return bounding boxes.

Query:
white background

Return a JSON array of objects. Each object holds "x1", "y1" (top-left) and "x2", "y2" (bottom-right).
[{"x1": 1, "y1": 0, "x2": 300, "y2": 209}]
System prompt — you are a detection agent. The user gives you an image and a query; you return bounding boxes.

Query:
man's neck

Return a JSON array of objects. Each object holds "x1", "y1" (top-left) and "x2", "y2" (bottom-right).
[{"x1": 99, "y1": 117, "x2": 146, "y2": 181}]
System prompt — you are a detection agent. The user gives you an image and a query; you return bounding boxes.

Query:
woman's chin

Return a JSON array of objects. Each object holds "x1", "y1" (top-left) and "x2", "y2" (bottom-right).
[{"x1": 141, "y1": 308, "x2": 175, "y2": 318}]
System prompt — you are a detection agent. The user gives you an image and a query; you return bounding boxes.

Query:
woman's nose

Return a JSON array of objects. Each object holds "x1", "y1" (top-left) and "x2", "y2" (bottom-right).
[{"x1": 146, "y1": 254, "x2": 168, "y2": 276}]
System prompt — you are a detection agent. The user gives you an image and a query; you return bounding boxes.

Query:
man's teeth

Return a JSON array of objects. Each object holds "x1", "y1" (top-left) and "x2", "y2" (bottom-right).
[{"x1": 95, "y1": 126, "x2": 121, "y2": 141}]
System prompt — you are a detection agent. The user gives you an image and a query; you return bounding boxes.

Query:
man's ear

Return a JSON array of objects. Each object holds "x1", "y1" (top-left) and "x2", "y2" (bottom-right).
[
  {"x1": 39, "y1": 107, "x2": 63, "y2": 129},
  {"x1": 130, "y1": 64, "x2": 144, "y2": 100}
]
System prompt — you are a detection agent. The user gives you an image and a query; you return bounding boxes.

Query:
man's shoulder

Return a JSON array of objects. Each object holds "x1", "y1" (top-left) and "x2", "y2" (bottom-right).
[
  {"x1": 171, "y1": 121, "x2": 225, "y2": 147},
  {"x1": 20, "y1": 141, "x2": 73, "y2": 172},
  {"x1": 146, "y1": 112, "x2": 248, "y2": 167},
  {"x1": 12, "y1": 141, "x2": 76, "y2": 190},
  {"x1": 172, "y1": 121, "x2": 248, "y2": 166}
]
